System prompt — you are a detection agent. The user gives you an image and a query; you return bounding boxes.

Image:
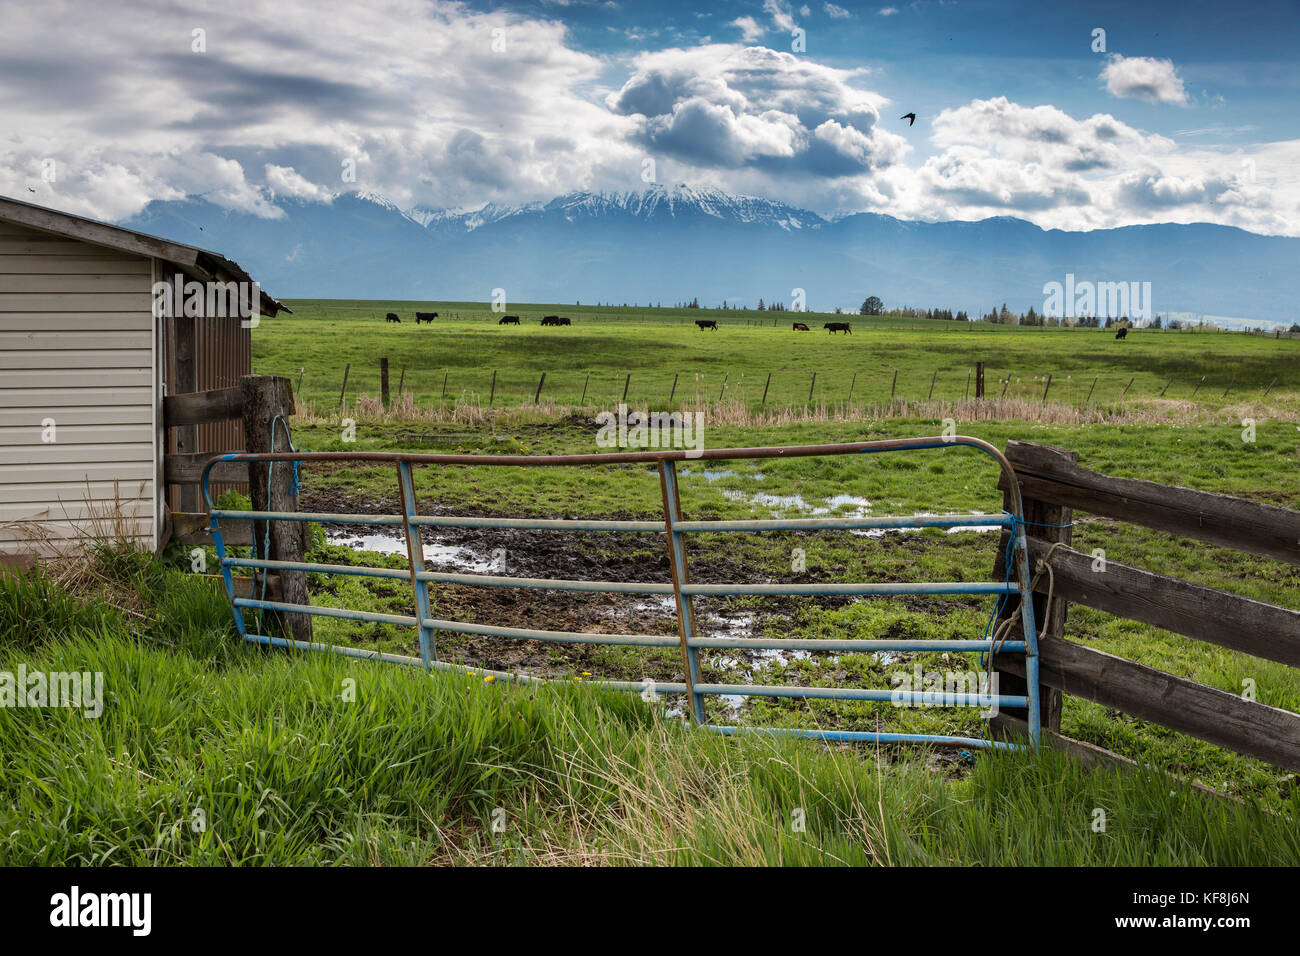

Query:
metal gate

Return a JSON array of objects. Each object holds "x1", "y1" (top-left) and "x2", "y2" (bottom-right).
[{"x1": 202, "y1": 436, "x2": 1042, "y2": 750}]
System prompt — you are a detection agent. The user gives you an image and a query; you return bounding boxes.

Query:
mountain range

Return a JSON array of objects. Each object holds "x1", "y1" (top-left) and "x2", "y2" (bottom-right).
[{"x1": 121, "y1": 184, "x2": 1300, "y2": 325}]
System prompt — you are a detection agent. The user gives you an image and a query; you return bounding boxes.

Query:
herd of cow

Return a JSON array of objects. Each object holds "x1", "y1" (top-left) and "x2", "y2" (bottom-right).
[
  {"x1": 384, "y1": 312, "x2": 1133, "y2": 339},
  {"x1": 383, "y1": 312, "x2": 572, "y2": 327},
  {"x1": 696, "y1": 319, "x2": 852, "y2": 333}
]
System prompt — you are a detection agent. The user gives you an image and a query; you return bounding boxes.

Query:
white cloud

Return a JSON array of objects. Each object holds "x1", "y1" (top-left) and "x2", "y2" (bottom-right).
[
  {"x1": 0, "y1": 1, "x2": 1295, "y2": 237},
  {"x1": 265, "y1": 164, "x2": 334, "y2": 202},
  {"x1": 608, "y1": 45, "x2": 904, "y2": 179},
  {"x1": 764, "y1": 0, "x2": 797, "y2": 32},
  {"x1": 879, "y1": 7, "x2": 899, "y2": 15},
  {"x1": 730, "y1": 16, "x2": 765, "y2": 42},
  {"x1": 1100, "y1": 54, "x2": 1190, "y2": 105},
  {"x1": 825, "y1": 3, "x2": 853, "y2": 18}
]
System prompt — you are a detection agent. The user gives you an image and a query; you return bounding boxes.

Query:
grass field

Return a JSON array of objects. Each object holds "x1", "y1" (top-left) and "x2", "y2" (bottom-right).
[
  {"x1": 8, "y1": 299, "x2": 1298, "y2": 865},
  {"x1": 3, "y1": 554, "x2": 1297, "y2": 865},
  {"x1": 254, "y1": 300, "x2": 1300, "y2": 417}
]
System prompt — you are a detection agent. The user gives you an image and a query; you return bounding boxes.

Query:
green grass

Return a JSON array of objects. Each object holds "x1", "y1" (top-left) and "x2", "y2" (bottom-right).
[
  {"x1": 254, "y1": 300, "x2": 1300, "y2": 415},
  {"x1": 213, "y1": 413, "x2": 1300, "y2": 809},
  {"x1": 2, "y1": 554, "x2": 1296, "y2": 866}
]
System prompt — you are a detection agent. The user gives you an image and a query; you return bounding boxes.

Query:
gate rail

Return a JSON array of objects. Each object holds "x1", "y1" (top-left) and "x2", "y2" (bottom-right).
[{"x1": 203, "y1": 436, "x2": 1043, "y2": 749}]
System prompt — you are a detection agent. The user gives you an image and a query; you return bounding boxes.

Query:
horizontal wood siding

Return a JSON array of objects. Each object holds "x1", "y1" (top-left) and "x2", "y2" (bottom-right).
[{"x1": 0, "y1": 221, "x2": 156, "y2": 556}]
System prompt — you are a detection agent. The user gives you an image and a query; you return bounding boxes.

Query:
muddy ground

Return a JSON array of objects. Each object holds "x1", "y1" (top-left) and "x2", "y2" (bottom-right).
[{"x1": 302, "y1": 480, "x2": 990, "y2": 703}]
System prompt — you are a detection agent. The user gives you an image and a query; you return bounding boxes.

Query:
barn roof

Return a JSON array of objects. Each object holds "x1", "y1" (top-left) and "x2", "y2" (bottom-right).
[{"x1": 0, "y1": 194, "x2": 291, "y2": 316}]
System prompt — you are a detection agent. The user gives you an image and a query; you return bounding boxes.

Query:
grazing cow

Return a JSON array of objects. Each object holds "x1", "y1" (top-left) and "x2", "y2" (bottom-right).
[
  {"x1": 541, "y1": 314, "x2": 561, "y2": 326},
  {"x1": 558, "y1": 317, "x2": 572, "y2": 326},
  {"x1": 824, "y1": 322, "x2": 852, "y2": 334},
  {"x1": 385, "y1": 312, "x2": 401, "y2": 323},
  {"x1": 695, "y1": 319, "x2": 718, "y2": 330},
  {"x1": 792, "y1": 322, "x2": 810, "y2": 331},
  {"x1": 1115, "y1": 326, "x2": 1128, "y2": 340},
  {"x1": 499, "y1": 315, "x2": 520, "y2": 325},
  {"x1": 415, "y1": 311, "x2": 438, "y2": 323}
]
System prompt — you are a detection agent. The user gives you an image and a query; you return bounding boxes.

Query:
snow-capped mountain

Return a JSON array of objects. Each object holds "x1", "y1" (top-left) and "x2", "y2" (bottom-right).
[
  {"x1": 417, "y1": 185, "x2": 822, "y2": 236},
  {"x1": 117, "y1": 187, "x2": 1300, "y2": 322}
]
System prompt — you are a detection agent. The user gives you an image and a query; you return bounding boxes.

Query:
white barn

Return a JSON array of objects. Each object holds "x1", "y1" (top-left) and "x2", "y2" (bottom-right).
[{"x1": 0, "y1": 196, "x2": 287, "y2": 566}]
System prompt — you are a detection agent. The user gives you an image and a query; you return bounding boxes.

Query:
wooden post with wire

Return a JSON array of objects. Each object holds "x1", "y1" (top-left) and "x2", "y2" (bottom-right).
[
  {"x1": 242, "y1": 375, "x2": 311, "y2": 644},
  {"x1": 991, "y1": 441, "x2": 1076, "y2": 735}
]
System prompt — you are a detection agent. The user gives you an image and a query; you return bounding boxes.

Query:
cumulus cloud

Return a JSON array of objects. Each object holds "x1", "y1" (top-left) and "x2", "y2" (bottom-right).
[
  {"x1": 608, "y1": 45, "x2": 904, "y2": 179},
  {"x1": 265, "y1": 164, "x2": 335, "y2": 202},
  {"x1": 730, "y1": 16, "x2": 765, "y2": 42},
  {"x1": 1, "y1": 0, "x2": 1295, "y2": 237},
  {"x1": 1101, "y1": 54, "x2": 1190, "y2": 105},
  {"x1": 825, "y1": 3, "x2": 854, "y2": 18}
]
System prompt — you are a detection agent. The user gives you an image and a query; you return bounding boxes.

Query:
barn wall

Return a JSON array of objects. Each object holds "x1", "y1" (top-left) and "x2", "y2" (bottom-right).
[
  {"x1": 162, "y1": 309, "x2": 250, "y2": 512},
  {"x1": 0, "y1": 220, "x2": 157, "y2": 557}
]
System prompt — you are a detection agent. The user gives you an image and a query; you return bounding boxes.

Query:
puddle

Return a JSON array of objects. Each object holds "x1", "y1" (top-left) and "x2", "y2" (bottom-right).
[
  {"x1": 326, "y1": 529, "x2": 497, "y2": 572},
  {"x1": 681, "y1": 468, "x2": 766, "y2": 482},
  {"x1": 721, "y1": 489, "x2": 873, "y2": 518}
]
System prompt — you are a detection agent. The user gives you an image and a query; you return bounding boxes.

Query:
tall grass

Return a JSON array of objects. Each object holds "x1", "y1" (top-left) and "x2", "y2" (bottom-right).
[{"x1": 1, "y1": 551, "x2": 1295, "y2": 866}]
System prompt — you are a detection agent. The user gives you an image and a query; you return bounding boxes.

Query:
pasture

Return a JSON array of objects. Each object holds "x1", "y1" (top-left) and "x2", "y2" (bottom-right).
[
  {"x1": 6, "y1": 298, "x2": 1296, "y2": 866},
  {"x1": 240, "y1": 301, "x2": 1300, "y2": 818},
  {"x1": 255, "y1": 300, "x2": 1300, "y2": 417}
]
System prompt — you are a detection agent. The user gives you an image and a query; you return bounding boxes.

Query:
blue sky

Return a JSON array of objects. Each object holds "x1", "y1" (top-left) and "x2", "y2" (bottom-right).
[{"x1": 2, "y1": 0, "x2": 1296, "y2": 234}]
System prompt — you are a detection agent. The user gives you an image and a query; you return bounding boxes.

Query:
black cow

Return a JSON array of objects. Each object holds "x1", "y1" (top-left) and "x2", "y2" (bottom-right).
[
  {"x1": 499, "y1": 315, "x2": 520, "y2": 325},
  {"x1": 558, "y1": 317, "x2": 571, "y2": 326},
  {"x1": 540, "y1": 315, "x2": 560, "y2": 326},
  {"x1": 824, "y1": 322, "x2": 852, "y2": 334},
  {"x1": 792, "y1": 322, "x2": 810, "y2": 331},
  {"x1": 695, "y1": 319, "x2": 718, "y2": 330},
  {"x1": 415, "y1": 311, "x2": 438, "y2": 323},
  {"x1": 1115, "y1": 326, "x2": 1128, "y2": 340},
  {"x1": 385, "y1": 312, "x2": 401, "y2": 323}
]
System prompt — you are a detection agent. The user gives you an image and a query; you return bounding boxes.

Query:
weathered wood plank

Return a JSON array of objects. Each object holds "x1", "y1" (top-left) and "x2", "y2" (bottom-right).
[
  {"x1": 1026, "y1": 536, "x2": 1300, "y2": 668},
  {"x1": 164, "y1": 453, "x2": 247, "y2": 486},
  {"x1": 172, "y1": 511, "x2": 253, "y2": 547},
  {"x1": 163, "y1": 385, "x2": 243, "y2": 427},
  {"x1": 1002, "y1": 440, "x2": 1300, "y2": 564},
  {"x1": 990, "y1": 713, "x2": 1238, "y2": 800},
  {"x1": 999, "y1": 635, "x2": 1300, "y2": 771}
]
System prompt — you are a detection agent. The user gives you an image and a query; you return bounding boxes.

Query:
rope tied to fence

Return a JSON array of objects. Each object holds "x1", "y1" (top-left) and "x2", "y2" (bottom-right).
[{"x1": 982, "y1": 530, "x2": 1072, "y2": 698}]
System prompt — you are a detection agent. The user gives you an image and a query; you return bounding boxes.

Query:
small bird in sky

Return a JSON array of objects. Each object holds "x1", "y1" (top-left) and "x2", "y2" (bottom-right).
[
  {"x1": 901, "y1": 112, "x2": 917, "y2": 126},
  {"x1": 26, "y1": 186, "x2": 35, "y2": 192}
]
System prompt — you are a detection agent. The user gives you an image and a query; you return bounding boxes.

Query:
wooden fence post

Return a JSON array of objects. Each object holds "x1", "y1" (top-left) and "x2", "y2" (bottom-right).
[
  {"x1": 975, "y1": 361, "x2": 985, "y2": 399},
  {"x1": 581, "y1": 372, "x2": 590, "y2": 406},
  {"x1": 535, "y1": 372, "x2": 547, "y2": 404},
  {"x1": 242, "y1": 375, "x2": 311, "y2": 644},
  {"x1": 337, "y1": 363, "x2": 350, "y2": 414},
  {"x1": 761, "y1": 372, "x2": 771, "y2": 406},
  {"x1": 380, "y1": 357, "x2": 390, "y2": 409},
  {"x1": 174, "y1": 315, "x2": 199, "y2": 513},
  {"x1": 669, "y1": 372, "x2": 678, "y2": 404},
  {"x1": 991, "y1": 442, "x2": 1075, "y2": 735}
]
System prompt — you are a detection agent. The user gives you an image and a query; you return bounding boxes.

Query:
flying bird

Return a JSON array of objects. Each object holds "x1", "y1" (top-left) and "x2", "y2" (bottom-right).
[{"x1": 901, "y1": 112, "x2": 916, "y2": 126}]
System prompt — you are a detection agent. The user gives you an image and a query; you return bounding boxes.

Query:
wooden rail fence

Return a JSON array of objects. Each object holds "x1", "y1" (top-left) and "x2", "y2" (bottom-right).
[
  {"x1": 992, "y1": 440, "x2": 1300, "y2": 772},
  {"x1": 162, "y1": 375, "x2": 310, "y2": 640}
]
